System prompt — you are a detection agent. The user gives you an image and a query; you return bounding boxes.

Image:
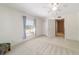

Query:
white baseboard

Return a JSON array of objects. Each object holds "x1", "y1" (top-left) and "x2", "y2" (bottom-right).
[{"x1": 11, "y1": 35, "x2": 47, "y2": 49}]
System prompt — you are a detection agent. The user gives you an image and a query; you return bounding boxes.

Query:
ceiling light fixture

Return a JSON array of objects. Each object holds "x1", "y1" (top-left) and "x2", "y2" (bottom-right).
[
  {"x1": 51, "y1": 3, "x2": 59, "y2": 11},
  {"x1": 52, "y1": 6, "x2": 57, "y2": 11}
]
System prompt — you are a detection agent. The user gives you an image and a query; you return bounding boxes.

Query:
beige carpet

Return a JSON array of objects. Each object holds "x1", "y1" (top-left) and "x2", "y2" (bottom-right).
[{"x1": 7, "y1": 36, "x2": 79, "y2": 55}]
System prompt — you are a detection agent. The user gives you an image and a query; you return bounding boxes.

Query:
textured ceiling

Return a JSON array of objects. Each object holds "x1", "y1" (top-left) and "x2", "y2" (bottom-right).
[{"x1": 0, "y1": 3, "x2": 79, "y2": 18}]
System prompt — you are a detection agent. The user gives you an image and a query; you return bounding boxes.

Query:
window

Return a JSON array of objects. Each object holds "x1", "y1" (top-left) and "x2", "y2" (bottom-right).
[
  {"x1": 26, "y1": 18, "x2": 35, "y2": 38},
  {"x1": 23, "y1": 16, "x2": 36, "y2": 39}
]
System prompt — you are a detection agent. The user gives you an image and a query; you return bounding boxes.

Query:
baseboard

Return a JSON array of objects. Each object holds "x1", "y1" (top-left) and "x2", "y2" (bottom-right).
[
  {"x1": 11, "y1": 40, "x2": 27, "y2": 49},
  {"x1": 11, "y1": 35, "x2": 47, "y2": 49},
  {"x1": 35, "y1": 34, "x2": 47, "y2": 38},
  {"x1": 66, "y1": 38, "x2": 79, "y2": 42}
]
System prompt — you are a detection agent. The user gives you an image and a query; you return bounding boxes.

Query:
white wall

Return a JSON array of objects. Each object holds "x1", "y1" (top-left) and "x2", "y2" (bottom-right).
[
  {"x1": 0, "y1": 6, "x2": 44, "y2": 46},
  {"x1": 42, "y1": 19, "x2": 48, "y2": 36},
  {"x1": 35, "y1": 18, "x2": 44, "y2": 36},
  {"x1": 48, "y1": 19, "x2": 55, "y2": 38},
  {"x1": 43, "y1": 19, "x2": 55, "y2": 38},
  {"x1": 0, "y1": 6, "x2": 25, "y2": 46},
  {"x1": 76, "y1": 13, "x2": 79, "y2": 41},
  {"x1": 64, "y1": 13, "x2": 78, "y2": 41}
]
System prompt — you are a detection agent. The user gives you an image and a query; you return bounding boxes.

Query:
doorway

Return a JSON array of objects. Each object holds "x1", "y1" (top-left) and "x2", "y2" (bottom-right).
[{"x1": 55, "y1": 19, "x2": 64, "y2": 37}]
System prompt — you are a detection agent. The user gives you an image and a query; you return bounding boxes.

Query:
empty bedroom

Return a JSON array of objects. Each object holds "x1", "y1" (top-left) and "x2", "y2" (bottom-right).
[{"x1": 0, "y1": 3, "x2": 79, "y2": 55}]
